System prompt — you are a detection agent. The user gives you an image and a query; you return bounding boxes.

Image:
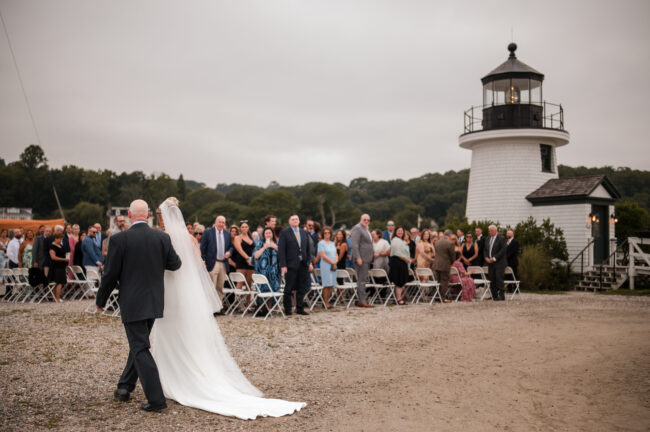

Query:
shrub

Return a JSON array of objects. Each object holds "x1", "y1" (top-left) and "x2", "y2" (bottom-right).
[{"x1": 518, "y1": 245, "x2": 551, "y2": 290}]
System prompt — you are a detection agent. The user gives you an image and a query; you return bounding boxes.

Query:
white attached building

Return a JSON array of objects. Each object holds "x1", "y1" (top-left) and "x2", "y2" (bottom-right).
[{"x1": 459, "y1": 44, "x2": 619, "y2": 269}]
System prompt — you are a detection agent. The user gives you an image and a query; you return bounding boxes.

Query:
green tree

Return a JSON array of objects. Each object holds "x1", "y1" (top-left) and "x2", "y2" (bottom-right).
[
  {"x1": 19, "y1": 144, "x2": 48, "y2": 169},
  {"x1": 66, "y1": 201, "x2": 104, "y2": 229},
  {"x1": 300, "y1": 182, "x2": 347, "y2": 227},
  {"x1": 181, "y1": 188, "x2": 225, "y2": 220},
  {"x1": 194, "y1": 200, "x2": 244, "y2": 226},
  {"x1": 177, "y1": 175, "x2": 187, "y2": 201},
  {"x1": 225, "y1": 185, "x2": 264, "y2": 205},
  {"x1": 615, "y1": 201, "x2": 650, "y2": 241},
  {"x1": 247, "y1": 190, "x2": 299, "y2": 226},
  {"x1": 394, "y1": 204, "x2": 425, "y2": 229}
]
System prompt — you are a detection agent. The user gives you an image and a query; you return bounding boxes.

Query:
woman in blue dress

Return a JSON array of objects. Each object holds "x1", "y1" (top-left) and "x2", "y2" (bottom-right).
[
  {"x1": 252, "y1": 227, "x2": 281, "y2": 307},
  {"x1": 315, "y1": 226, "x2": 337, "y2": 308}
]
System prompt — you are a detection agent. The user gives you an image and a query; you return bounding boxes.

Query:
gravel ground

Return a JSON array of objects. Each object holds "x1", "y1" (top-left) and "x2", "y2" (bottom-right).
[{"x1": 1, "y1": 293, "x2": 649, "y2": 431}]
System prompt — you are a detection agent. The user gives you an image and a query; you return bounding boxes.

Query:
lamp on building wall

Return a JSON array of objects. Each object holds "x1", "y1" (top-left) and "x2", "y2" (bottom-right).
[
  {"x1": 588, "y1": 213, "x2": 599, "y2": 224},
  {"x1": 610, "y1": 213, "x2": 618, "y2": 224}
]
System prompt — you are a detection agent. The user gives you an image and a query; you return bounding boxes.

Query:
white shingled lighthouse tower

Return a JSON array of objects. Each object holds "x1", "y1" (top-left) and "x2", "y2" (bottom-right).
[
  {"x1": 459, "y1": 43, "x2": 621, "y2": 269},
  {"x1": 459, "y1": 43, "x2": 569, "y2": 227}
]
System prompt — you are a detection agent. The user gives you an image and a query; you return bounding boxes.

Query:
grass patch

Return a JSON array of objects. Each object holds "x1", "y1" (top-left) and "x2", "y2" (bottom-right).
[{"x1": 598, "y1": 289, "x2": 650, "y2": 296}]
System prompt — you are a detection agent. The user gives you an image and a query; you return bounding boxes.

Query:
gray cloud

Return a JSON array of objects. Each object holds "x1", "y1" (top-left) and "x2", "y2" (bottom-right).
[{"x1": 1, "y1": 0, "x2": 648, "y2": 187}]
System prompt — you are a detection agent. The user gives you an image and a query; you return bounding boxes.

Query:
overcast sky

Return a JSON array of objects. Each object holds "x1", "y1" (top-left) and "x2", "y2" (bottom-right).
[{"x1": 1, "y1": 0, "x2": 648, "y2": 188}]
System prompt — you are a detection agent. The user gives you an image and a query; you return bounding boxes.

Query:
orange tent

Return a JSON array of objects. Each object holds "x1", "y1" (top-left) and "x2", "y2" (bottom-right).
[{"x1": 0, "y1": 219, "x2": 66, "y2": 233}]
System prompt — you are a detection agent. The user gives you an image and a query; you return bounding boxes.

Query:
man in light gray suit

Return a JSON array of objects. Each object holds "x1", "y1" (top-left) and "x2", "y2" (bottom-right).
[
  {"x1": 350, "y1": 214, "x2": 374, "y2": 308},
  {"x1": 433, "y1": 230, "x2": 456, "y2": 302},
  {"x1": 484, "y1": 224, "x2": 507, "y2": 301}
]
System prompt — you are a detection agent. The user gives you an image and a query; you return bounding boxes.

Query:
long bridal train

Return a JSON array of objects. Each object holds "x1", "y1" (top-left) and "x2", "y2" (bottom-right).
[{"x1": 151, "y1": 199, "x2": 305, "y2": 419}]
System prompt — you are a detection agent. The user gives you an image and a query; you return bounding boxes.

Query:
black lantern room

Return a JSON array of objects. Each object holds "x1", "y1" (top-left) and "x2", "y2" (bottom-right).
[{"x1": 481, "y1": 43, "x2": 545, "y2": 130}]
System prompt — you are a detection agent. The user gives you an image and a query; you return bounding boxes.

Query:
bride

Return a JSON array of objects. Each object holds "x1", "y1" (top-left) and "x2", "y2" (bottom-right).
[{"x1": 151, "y1": 197, "x2": 305, "y2": 419}]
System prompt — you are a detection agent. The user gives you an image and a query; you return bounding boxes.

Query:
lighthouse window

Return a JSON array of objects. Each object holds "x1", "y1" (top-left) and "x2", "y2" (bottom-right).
[{"x1": 540, "y1": 144, "x2": 553, "y2": 173}]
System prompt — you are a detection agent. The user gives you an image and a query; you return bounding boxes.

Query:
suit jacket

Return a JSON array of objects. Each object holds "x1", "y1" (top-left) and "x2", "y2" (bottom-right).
[
  {"x1": 81, "y1": 235, "x2": 103, "y2": 267},
  {"x1": 350, "y1": 223, "x2": 374, "y2": 264},
  {"x1": 278, "y1": 227, "x2": 312, "y2": 269},
  {"x1": 506, "y1": 238, "x2": 519, "y2": 267},
  {"x1": 433, "y1": 237, "x2": 455, "y2": 272},
  {"x1": 484, "y1": 234, "x2": 507, "y2": 269},
  {"x1": 96, "y1": 223, "x2": 181, "y2": 323},
  {"x1": 200, "y1": 226, "x2": 232, "y2": 272},
  {"x1": 32, "y1": 235, "x2": 46, "y2": 268}
]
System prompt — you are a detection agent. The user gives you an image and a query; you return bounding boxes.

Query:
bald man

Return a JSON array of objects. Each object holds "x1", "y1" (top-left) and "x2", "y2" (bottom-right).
[
  {"x1": 96, "y1": 199, "x2": 182, "y2": 412},
  {"x1": 349, "y1": 214, "x2": 374, "y2": 308}
]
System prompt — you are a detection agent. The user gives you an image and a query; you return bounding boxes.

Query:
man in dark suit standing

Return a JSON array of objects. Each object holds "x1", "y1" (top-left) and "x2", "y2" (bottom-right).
[
  {"x1": 96, "y1": 199, "x2": 181, "y2": 412},
  {"x1": 278, "y1": 214, "x2": 313, "y2": 316},
  {"x1": 474, "y1": 226, "x2": 485, "y2": 267},
  {"x1": 484, "y1": 225, "x2": 507, "y2": 301},
  {"x1": 200, "y1": 215, "x2": 232, "y2": 304},
  {"x1": 506, "y1": 229, "x2": 519, "y2": 279},
  {"x1": 433, "y1": 230, "x2": 456, "y2": 302}
]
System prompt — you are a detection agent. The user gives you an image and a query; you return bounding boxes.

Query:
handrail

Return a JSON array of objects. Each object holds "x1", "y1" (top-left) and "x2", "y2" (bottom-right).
[
  {"x1": 568, "y1": 238, "x2": 596, "y2": 281},
  {"x1": 598, "y1": 238, "x2": 628, "y2": 290},
  {"x1": 463, "y1": 100, "x2": 565, "y2": 134}
]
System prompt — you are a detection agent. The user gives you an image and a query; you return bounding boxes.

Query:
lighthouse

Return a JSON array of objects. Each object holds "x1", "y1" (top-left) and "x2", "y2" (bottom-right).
[
  {"x1": 459, "y1": 43, "x2": 620, "y2": 270},
  {"x1": 459, "y1": 43, "x2": 569, "y2": 227}
]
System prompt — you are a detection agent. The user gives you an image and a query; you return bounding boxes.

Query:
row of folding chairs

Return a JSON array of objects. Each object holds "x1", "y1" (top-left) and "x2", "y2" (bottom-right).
[{"x1": 0, "y1": 268, "x2": 57, "y2": 304}]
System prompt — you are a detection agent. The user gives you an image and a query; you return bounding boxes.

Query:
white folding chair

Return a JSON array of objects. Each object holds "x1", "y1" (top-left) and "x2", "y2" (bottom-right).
[
  {"x1": 447, "y1": 266, "x2": 463, "y2": 302},
  {"x1": 334, "y1": 269, "x2": 357, "y2": 309},
  {"x1": 84, "y1": 269, "x2": 102, "y2": 313},
  {"x1": 248, "y1": 274, "x2": 285, "y2": 320},
  {"x1": 504, "y1": 266, "x2": 520, "y2": 300},
  {"x1": 1, "y1": 269, "x2": 24, "y2": 302},
  {"x1": 305, "y1": 271, "x2": 326, "y2": 311},
  {"x1": 63, "y1": 266, "x2": 87, "y2": 300},
  {"x1": 414, "y1": 268, "x2": 441, "y2": 304},
  {"x1": 345, "y1": 267, "x2": 358, "y2": 282},
  {"x1": 102, "y1": 289, "x2": 121, "y2": 317},
  {"x1": 228, "y1": 272, "x2": 256, "y2": 317},
  {"x1": 468, "y1": 266, "x2": 491, "y2": 301},
  {"x1": 368, "y1": 268, "x2": 397, "y2": 306},
  {"x1": 403, "y1": 268, "x2": 420, "y2": 303}
]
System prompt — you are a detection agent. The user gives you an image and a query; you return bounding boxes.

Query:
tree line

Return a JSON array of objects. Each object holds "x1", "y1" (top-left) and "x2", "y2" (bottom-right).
[{"x1": 1, "y1": 145, "x2": 649, "y2": 238}]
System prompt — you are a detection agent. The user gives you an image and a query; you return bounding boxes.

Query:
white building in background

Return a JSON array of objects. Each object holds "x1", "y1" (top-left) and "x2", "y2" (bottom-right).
[
  {"x1": 459, "y1": 44, "x2": 620, "y2": 268},
  {"x1": 0, "y1": 207, "x2": 32, "y2": 220}
]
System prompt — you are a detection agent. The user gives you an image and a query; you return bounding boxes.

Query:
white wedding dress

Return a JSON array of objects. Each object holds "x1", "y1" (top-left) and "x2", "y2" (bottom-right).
[{"x1": 151, "y1": 200, "x2": 305, "y2": 419}]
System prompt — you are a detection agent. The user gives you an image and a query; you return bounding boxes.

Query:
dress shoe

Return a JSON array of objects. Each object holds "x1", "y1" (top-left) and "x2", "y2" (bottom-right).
[
  {"x1": 141, "y1": 401, "x2": 167, "y2": 412},
  {"x1": 213, "y1": 311, "x2": 224, "y2": 317},
  {"x1": 296, "y1": 310, "x2": 309, "y2": 316},
  {"x1": 113, "y1": 388, "x2": 130, "y2": 402},
  {"x1": 355, "y1": 301, "x2": 374, "y2": 308}
]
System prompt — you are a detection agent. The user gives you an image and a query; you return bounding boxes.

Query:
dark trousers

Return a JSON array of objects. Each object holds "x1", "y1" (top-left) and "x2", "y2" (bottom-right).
[
  {"x1": 435, "y1": 270, "x2": 450, "y2": 300},
  {"x1": 283, "y1": 264, "x2": 309, "y2": 313},
  {"x1": 118, "y1": 319, "x2": 165, "y2": 405},
  {"x1": 488, "y1": 263, "x2": 506, "y2": 300},
  {"x1": 8, "y1": 261, "x2": 18, "y2": 269}
]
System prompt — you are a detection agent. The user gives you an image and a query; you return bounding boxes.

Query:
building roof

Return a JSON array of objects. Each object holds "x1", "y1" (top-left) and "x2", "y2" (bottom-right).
[
  {"x1": 482, "y1": 43, "x2": 544, "y2": 84},
  {"x1": 526, "y1": 175, "x2": 621, "y2": 205}
]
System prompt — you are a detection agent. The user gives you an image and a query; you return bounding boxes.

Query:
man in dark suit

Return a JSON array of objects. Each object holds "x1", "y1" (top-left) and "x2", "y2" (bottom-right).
[
  {"x1": 484, "y1": 225, "x2": 507, "y2": 301},
  {"x1": 433, "y1": 230, "x2": 456, "y2": 302},
  {"x1": 278, "y1": 214, "x2": 313, "y2": 316},
  {"x1": 506, "y1": 229, "x2": 519, "y2": 279},
  {"x1": 474, "y1": 226, "x2": 485, "y2": 267},
  {"x1": 199, "y1": 215, "x2": 232, "y2": 304},
  {"x1": 96, "y1": 199, "x2": 181, "y2": 412}
]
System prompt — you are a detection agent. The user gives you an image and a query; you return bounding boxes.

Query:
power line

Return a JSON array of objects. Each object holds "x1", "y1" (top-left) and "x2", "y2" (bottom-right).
[{"x1": 0, "y1": 6, "x2": 42, "y2": 145}]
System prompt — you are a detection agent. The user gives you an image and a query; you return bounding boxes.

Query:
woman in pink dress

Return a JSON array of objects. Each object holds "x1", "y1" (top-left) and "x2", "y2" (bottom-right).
[
  {"x1": 450, "y1": 252, "x2": 477, "y2": 302},
  {"x1": 68, "y1": 224, "x2": 80, "y2": 266}
]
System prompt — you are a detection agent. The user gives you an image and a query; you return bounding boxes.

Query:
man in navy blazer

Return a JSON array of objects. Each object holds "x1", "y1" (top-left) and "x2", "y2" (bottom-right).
[
  {"x1": 278, "y1": 214, "x2": 313, "y2": 316},
  {"x1": 200, "y1": 215, "x2": 232, "y2": 302}
]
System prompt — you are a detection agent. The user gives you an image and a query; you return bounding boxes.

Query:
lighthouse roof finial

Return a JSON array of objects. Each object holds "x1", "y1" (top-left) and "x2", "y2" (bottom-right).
[
  {"x1": 481, "y1": 43, "x2": 544, "y2": 84},
  {"x1": 508, "y1": 43, "x2": 517, "y2": 59}
]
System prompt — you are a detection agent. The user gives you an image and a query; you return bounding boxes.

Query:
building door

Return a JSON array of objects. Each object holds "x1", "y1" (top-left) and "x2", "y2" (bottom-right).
[{"x1": 591, "y1": 204, "x2": 609, "y2": 264}]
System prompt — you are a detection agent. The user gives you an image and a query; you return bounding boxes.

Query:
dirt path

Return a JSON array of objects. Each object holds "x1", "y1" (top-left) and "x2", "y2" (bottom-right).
[{"x1": 1, "y1": 293, "x2": 648, "y2": 431}]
